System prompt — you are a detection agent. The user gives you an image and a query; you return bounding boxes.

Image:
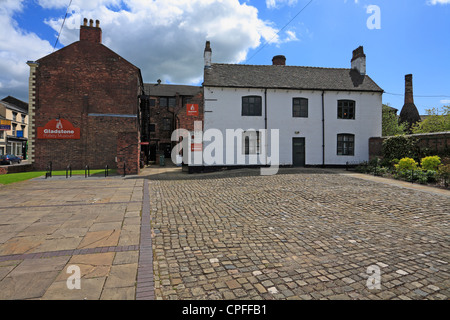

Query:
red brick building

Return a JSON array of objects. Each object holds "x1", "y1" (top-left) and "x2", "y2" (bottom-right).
[
  {"x1": 142, "y1": 83, "x2": 203, "y2": 162},
  {"x1": 27, "y1": 19, "x2": 144, "y2": 174}
]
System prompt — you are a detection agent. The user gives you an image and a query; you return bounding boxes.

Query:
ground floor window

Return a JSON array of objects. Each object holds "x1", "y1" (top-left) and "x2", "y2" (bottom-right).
[
  {"x1": 337, "y1": 134, "x2": 354, "y2": 156},
  {"x1": 0, "y1": 146, "x2": 4, "y2": 155},
  {"x1": 242, "y1": 130, "x2": 260, "y2": 155}
]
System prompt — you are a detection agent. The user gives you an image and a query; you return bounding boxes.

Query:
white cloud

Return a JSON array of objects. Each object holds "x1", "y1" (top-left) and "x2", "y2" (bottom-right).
[
  {"x1": 427, "y1": 0, "x2": 450, "y2": 4},
  {"x1": 0, "y1": 0, "x2": 53, "y2": 100},
  {"x1": 1, "y1": 0, "x2": 301, "y2": 100},
  {"x1": 440, "y1": 100, "x2": 450, "y2": 104},
  {"x1": 42, "y1": 0, "x2": 294, "y2": 85},
  {"x1": 266, "y1": 0, "x2": 298, "y2": 9}
]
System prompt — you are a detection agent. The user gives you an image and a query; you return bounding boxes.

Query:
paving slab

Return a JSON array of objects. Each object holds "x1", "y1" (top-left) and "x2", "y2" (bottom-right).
[{"x1": 0, "y1": 177, "x2": 149, "y2": 300}]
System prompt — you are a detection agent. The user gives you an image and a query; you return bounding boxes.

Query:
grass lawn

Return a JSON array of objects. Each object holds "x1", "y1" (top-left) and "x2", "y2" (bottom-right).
[{"x1": 0, "y1": 169, "x2": 117, "y2": 185}]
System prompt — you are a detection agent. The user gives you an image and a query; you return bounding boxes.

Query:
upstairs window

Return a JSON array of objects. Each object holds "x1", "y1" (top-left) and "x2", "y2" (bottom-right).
[
  {"x1": 337, "y1": 134, "x2": 355, "y2": 156},
  {"x1": 242, "y1": 96, "x2": 262, "y2": 116},
  {"x1": 337, "y1": 100, "x2": 355, "y2": 119},
  {"x1": 293, "y1": 98, "x2": 308, "y2": 118},
  {"x1": 12, "y1": 112, "x2": 17, "y2": 122},
  {"x1": 149, "y1": 124, "x2": 156, "y2": 132},
  {"x1": 160, "y1": 97, "x2": 176, "y2": 108}
]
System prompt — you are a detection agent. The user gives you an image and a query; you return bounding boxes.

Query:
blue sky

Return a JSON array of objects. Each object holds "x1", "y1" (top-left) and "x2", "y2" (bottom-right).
[{"x1": 1, "y1": 0, "x2": 449, "y2": 114}]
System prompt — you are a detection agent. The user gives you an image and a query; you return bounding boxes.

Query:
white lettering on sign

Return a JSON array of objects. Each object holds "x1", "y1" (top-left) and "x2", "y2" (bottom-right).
[{"x1": 44, "y1": 129, "x2": 75, "y2": 134}]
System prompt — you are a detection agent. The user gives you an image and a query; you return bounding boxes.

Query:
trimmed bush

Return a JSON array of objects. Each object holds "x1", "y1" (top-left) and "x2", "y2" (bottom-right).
[
  {"x1": 395, "y1": 157, "x2": 418, "y2": 172},
  {"x1": 420, "y1": 156, "x2": 441, "y2": 171}
]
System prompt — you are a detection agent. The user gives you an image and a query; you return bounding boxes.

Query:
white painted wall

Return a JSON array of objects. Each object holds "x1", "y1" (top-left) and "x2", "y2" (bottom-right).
[{"x1": 202, "y1": 86, "x2": 382, "y2": 166}]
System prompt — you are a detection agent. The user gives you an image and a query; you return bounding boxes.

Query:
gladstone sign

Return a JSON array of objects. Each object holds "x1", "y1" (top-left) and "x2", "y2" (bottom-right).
[{"x1": 37, "y1": 118, "x2": 80, "y2": 139}]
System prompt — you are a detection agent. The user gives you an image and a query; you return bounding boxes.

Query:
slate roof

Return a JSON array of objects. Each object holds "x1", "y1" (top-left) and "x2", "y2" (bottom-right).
[
  {"x1": 144, "y1": 83, "x2": 202, "y2": 97},
  {"x1": 204, "y1": 63, "x2": 383, "y2": 93},
  {"x1": 2, "y1": 96, "x2": 28, "y2": 112},
  {"x1": 0, "y1": 97, "x2": 28, "y2": 114}
]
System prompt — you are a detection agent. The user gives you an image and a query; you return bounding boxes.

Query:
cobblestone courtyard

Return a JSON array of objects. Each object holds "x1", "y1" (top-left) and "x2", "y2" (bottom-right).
[{"x1": 149, "y1": 169, "x2": 449, "y2": 300}]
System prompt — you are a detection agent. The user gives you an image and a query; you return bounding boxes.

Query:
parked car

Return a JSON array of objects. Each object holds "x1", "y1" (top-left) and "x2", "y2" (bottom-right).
[{"x1": 0, "y1": 154, "x2": 21, "y2": 165}]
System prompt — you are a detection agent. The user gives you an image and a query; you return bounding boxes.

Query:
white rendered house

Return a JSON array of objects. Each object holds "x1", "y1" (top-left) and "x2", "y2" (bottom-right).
[{"x1": 197, "y1": 42, "x2": 383, "y2": 168}]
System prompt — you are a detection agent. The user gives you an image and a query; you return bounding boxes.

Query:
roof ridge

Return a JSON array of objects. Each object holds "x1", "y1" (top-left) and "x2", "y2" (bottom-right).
[{"x1": 211, "y1": 63, "x2": 351, "y2": 70}]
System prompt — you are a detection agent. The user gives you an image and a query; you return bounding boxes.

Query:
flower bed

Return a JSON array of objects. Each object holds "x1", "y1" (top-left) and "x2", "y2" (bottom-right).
[{"x1": 354, "y1": 156, "x2": 449, "y2": 189}]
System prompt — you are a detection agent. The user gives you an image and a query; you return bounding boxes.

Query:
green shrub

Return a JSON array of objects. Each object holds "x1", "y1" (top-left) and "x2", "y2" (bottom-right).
[
  {"x1": 395, "y1": 157, "x2": 418, "y2": 172},
  {"x1": 382, "y1": 136, "x2": 419, "y2": 162},
  {"x1": 374, "y1": 167, "x2": 388, "y2": 176},
  {"x1": 420, "y1": 156, "x2": 441, "y2": 171},
  {"x1": 425, "y1": 170, "x2": 437, "y2": 183},
  {"x1": 437, "y1": 164, "x2": 450, "y2": 187},
  {"x1": 355, "y1": 161, "x2": 369, "y2": 173}
]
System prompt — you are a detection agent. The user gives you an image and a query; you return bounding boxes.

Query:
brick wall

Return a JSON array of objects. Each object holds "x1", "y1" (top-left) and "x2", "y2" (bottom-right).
[
  {"x1": 176, "y1": 92, "x2": 204, "y2": 132},
  {"x1": 31, "y1": 27, "x2": 142, "y2": 170},
  {"x1": 117, "y1": 131, "x2": 140, "y2": 175},
  {"x1": 369, "y1": 132, "x2": 450, "y2": 160},
  {"x1": 0, "y1": 164, "x2": 33, "y2": 175},
  {"x1": 147, "y1": 89, "x2": 203, "y2": 160}
]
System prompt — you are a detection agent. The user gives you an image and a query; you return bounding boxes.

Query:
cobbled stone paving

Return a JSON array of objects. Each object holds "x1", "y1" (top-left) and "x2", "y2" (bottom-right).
[{"x1": 148, "y1": 170, "x2": 449, "y2": 300}]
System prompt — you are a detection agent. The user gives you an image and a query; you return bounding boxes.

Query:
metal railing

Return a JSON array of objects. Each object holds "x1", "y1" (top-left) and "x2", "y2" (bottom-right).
[
  {"x1": 45, "y1": 161, "x2": 52, "y2": 179},
  {"x1": 66, "y1": 164, "x2": 72, "y2": 178}
]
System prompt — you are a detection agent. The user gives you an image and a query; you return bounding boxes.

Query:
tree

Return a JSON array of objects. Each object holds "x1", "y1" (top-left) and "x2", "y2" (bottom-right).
[
  {"x1": 412, "y1": 106, "x2": 450, "y2": 134},
  {"x1": 382, "y1": 104, "x2": 406, "y2": 136}
]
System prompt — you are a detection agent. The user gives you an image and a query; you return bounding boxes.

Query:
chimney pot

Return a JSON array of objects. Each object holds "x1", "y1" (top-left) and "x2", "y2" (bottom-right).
[
  {"x1": 80, "y1": 18, "x2": 102, "y2": 43},
  {"x1": 272, "y1": 55, "x2": 286, "y2": 66}
]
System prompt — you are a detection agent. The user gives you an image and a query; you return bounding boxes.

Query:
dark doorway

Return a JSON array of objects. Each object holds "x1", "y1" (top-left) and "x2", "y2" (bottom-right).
[
  {"x1": 149, "y1": 144, "x2": 157, "y2": 162},
  {"x1": 292, "y1": 138, "x2": 306, "y2": 167},
  {"x1": 160, "y1": 143, "x2": 172, "y2": 158}
]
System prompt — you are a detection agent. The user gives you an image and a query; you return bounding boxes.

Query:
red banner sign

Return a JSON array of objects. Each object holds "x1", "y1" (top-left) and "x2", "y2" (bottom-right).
[
  {"x1": 191, "y1": 143, "x2": 202, "y2": 152},
  {"x1": 37, "y1": 118, "x2": 80, "y2": 139},
  {"x1": 187, "y1": 104, "x2": 199, "y2": 116}
]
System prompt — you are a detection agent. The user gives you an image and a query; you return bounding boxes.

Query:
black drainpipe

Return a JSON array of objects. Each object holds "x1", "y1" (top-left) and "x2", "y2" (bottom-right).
[
  {"x1": 264, "y1": 88, "x2": 268, "y2": 165},
  {"x1": 322, "y1": 91, "x2": 325, "y2": 167}
]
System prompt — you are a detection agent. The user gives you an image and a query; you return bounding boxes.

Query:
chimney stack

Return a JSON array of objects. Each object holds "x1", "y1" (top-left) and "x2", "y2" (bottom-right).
[
  {"x1": 80, "y1": 18, "x2": 102, "y2": 44},
  {"x1": 204, "y1": 41, "x2": 212, "y2": 69},
  {"x1": 351, "y1": 46, "x2": 366, "y2": 75},
  {"x1": 399, "y1": 74, "x2": 421, "y2": 131},
  {"x1": 272, "y1": 55, "x2": 286, "y2": 66},
  {"x1": 404, "y1": 74, "x2": 414, "y2": 105}
]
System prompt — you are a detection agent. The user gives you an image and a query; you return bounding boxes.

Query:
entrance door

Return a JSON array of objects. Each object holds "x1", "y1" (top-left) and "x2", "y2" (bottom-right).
[
  {"x1": 292, "y1": 138, "x2": 305, "y2": 167},
  {"x1": 149, "y1": 144, "x2": 157, "y2": 162}
]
